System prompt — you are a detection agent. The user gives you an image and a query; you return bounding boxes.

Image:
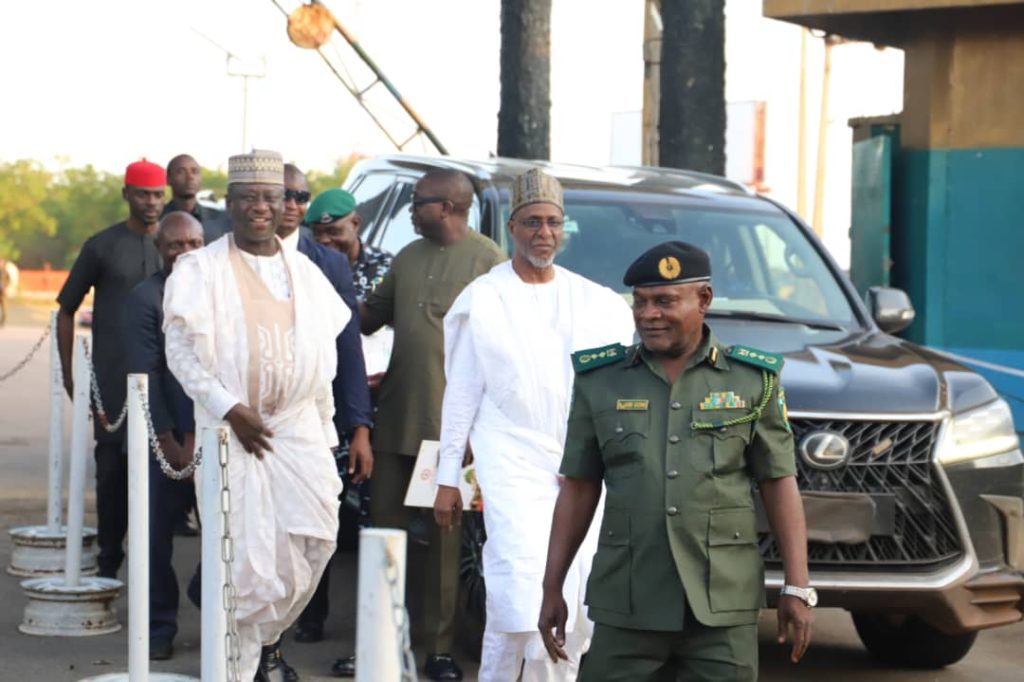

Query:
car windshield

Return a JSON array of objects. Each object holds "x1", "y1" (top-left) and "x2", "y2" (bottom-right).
[{"x1": 503, "y1": 188, "x2": 858, "y2": 328}]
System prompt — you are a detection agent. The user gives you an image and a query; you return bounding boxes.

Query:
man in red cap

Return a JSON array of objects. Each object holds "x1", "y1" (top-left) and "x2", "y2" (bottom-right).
[{"x1": 57, "y1": 158, "x2": 167, "y2": 579}]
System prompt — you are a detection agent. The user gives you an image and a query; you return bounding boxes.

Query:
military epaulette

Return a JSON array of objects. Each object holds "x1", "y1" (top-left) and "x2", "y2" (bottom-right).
[
  {"x1": 572, "y1": 343, "x2": 627, "y2": 373},
  {"x1": 726, "y1": 345, "x2": 784, "y2": 373}
]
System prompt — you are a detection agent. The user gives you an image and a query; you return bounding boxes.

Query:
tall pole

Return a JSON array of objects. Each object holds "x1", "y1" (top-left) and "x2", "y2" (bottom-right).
[
  {"x1": 46, "y1": 311, "x2": 64, "y2": 533},
  {"x1": 242, "y1": 76, "x2": 249, "y2": 151},
  {"x1": 812, "y1": 35, "x2": 836, "y2": 236},
  {"x1": 642, "y1": 0, "x2": 663, "y2": 166},
  {"x1": 797, "y1": 28, "x2": 809, "y2": 219}
]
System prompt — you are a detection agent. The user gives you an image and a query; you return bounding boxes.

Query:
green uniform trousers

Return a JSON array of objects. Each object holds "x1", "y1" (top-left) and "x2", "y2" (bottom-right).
[
  {"x1": 370, "y1": 451, "x2": 461, "y2": 654},
  {"x1": 579, "y1": 618, "x2": 757, "y2": 682}
]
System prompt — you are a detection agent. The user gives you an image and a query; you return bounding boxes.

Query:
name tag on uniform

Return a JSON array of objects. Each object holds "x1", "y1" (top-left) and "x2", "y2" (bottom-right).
[{"x1": 616, "y1": 399, "x2": 649, "y2": 411}]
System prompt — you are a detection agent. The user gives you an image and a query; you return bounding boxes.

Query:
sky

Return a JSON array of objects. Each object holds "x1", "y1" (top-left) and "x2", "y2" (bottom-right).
[{"x1": 0, "y1": 0, "x2": 904, "y2": 266}]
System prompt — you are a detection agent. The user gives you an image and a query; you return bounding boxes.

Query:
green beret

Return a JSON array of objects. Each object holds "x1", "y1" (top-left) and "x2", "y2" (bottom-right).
[
  {"x1": 623, "y1": 241, "x2": 711, "y2": 288},
  {"x1": 305, "y1": 188, "x2": 356, "y2": 225}
]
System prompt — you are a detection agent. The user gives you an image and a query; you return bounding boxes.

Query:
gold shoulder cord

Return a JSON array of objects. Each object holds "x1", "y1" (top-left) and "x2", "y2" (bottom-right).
[{"x1": 691, "y1": 370, "x2": 775, "y2": 431}]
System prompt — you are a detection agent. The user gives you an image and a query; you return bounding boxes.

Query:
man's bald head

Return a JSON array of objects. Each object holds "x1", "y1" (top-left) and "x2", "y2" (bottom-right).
[
  {"x1": 284, "y1": 163, "x2": 307, "y2": 187},
  {"x1": 157, "y1": 211, "x2": 204, "y2": 272},
  {"x1": 420, "y1": 169, "x2": 474, "y2": 211}
]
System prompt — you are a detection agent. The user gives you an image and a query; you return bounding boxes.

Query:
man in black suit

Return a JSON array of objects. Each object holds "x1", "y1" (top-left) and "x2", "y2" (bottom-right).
[{"x1": 122, "y1": 211, "x2": 205, "y2": 660}]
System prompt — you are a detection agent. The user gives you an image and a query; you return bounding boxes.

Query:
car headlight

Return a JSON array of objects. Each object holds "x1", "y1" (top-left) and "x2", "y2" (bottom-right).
[{"x1": 938, "y1": 398, "x2": 1022, "y2": 466}]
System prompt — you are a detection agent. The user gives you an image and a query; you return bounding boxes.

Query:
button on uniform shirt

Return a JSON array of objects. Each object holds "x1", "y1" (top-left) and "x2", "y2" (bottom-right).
[
  {"x1": 352, "y1": 241, "x2": 393, "y2": 302},
  {"x1": 57, "y1": 222, "x2": 162, "y2": 442},
  {"x1": 559, "y1": 328, "x2": 796, "y2": 631},
  {"x1": 362, "y1": 230, "x2": 505, "y2": 456}
]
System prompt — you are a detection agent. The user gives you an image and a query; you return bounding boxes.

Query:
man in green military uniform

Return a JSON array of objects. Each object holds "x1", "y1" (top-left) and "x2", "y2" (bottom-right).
[{"x1": 539, "y1": 242, "x2": 814, "y2": 680}]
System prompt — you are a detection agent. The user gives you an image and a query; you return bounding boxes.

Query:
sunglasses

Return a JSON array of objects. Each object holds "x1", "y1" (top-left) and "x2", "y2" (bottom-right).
[{"x1": 284, "y1": 188, "x2": 311, "y2": 204}]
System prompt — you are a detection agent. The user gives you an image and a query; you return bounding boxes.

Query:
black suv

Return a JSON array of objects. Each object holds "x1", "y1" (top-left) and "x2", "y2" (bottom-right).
[{"x1": 344, "y1": 154, "x2": 1024, "y2": 668}]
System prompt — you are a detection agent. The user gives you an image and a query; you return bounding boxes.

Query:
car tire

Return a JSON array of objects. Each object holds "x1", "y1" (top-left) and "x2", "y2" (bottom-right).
[{"x1": 852, "y1": 612, "x2": 978, "y2": 668}]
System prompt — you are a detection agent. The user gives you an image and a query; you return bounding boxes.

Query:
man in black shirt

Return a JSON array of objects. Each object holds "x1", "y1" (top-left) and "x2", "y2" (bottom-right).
[
  {"x1": 56, "y1": 158, "x2": 166, "y2": 579},
  {"x1": 163, "y1": 154, "x2": 229, "y2": 243}
]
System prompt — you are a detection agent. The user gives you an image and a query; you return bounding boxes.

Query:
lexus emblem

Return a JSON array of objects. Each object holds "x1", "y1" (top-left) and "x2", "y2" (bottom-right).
[{"x1": 799, "y1": 431, "x2": 851, "y2": 470}]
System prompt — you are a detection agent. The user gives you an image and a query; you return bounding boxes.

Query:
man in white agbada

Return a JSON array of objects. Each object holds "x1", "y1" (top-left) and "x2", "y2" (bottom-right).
[
  {"x1": 164, "y1": 150, "x2": 349, "y2": 682},
  {"x1": 433, "y1": 169, "x2": 634, "y2": 681}
]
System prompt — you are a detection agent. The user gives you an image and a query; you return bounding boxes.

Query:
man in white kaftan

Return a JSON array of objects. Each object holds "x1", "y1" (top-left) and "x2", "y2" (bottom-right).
[
  {"x1": 164, "y1": 150, "x2": 349, "y2": 681},
  {"x1": 434, "y1": 169, "x2": 634, "y2": 681}
]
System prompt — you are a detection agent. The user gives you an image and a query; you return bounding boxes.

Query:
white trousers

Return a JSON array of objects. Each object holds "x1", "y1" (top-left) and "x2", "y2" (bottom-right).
[{"x1": 479, "y1": 629, "x2": 586, "y2": 682}]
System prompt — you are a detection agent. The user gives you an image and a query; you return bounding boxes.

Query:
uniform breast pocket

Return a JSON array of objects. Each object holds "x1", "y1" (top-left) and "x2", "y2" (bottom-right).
[
  {"x1": 595, "y1": 410, "x2": 649, "y2": 481},
  {"x1": 690, "y1": 410, "x2": 752, "y2": 475}
]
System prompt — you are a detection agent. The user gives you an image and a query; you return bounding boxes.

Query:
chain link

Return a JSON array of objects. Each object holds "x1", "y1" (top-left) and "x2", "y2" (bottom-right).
[
  {"x1": 82, "y1": 336, "x2": 128, "y2": 432},
  {"x1": 384, "y1": 547, "x2": 419, "y2": 682},
  {"x1": 134, "y1": 376, "x2": 203, "y2": 480},
  {"x1": 218, "y1": 430, "x2": 243, "y2": 682},
  {"x1": 0, "y1": 324, "x2": 50, "y2": 383}
]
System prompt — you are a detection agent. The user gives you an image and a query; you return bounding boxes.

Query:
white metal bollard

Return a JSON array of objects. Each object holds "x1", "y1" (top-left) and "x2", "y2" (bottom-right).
[
  {"x1": 201, "y1": 426, "x2": 229, "y2": 682},
  {"x1": 356, "y1": 528, "x2": 410, "y2": 682},
  {"x1": 127, "y1": 374, "x2": 149, "y2": 679},
  {"x1": 75, "y1": 376, "x2": 197, "y2": 681},
  {"x1": 47, "y1": 309, "x2": 64, "y2": 531},
  {"x1": 64, "y1": 334, "x2": 93, "y2": 586},
  {"x1": 8, "y1": 313, "x2": 97, "y2": 578},
  {"x1": 20, "y1": 335, "x2": 121, "y2": 637}
]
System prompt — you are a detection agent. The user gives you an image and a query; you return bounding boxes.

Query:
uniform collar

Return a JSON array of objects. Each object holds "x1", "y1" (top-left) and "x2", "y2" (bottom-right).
[{"x1": 630, "y1": 324, "x2": 729, "y2": 373}]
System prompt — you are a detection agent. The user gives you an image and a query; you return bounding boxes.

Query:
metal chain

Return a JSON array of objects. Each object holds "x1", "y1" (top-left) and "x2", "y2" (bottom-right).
[
  {"x1": 135, "y1": 377, "x2": 203, "y2": 480},
  {"x1": 0, "y1": 325, "x2": 50, "y2": 383},
  {"x1": 82, "y1": 337, "x2": 128, "y2": 432},
  {"x1": 218, "y1": 430, "x2": 243, "y2": 682},
  {"x1": 384, "y1": 547, "x2": 419, "y2": 682}
]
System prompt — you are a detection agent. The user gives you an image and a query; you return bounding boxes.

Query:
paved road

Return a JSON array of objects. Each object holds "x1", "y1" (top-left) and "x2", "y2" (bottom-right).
[{"x1": 1, "y1": 307, "x2": 1021, "y2": 681}]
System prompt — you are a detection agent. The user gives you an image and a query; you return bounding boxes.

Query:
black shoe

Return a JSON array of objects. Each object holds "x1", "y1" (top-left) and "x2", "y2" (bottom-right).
[
  {"x1": 149, "y1": 637, "x2": 173, "y2": 661},
  {"x1": 293, "y1": 621, "x2": 323, "y2": 643},
  {"x1": 423, "y1": 653, "x2": 463, "y2": 681},
  {"x1": 330, "y1": 655, "x2": 356, "y2": 677},
  {"x1": 257, "y1": 640, "x2": 299, "y2": 682}
]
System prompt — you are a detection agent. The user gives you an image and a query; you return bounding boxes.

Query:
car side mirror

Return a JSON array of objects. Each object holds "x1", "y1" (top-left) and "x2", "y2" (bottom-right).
[{"x1": 866, "y1": 286, "x2": 915, "y2": 334}]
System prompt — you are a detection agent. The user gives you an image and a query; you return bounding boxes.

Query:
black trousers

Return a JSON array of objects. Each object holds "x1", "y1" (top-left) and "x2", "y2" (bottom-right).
[
  {"x1": 149, "y1": 457, "x2": 197, "y2": 641},
  {"x1": 94, "y1": 440, "x2": 128, "y2": 577}
]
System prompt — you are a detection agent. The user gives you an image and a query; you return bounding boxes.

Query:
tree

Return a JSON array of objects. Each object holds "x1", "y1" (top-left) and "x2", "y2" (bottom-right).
[
  {"x1": 659, "y1": 0, "x2": 726, "y2": 174},
  {"x1": 306, "y1": 154, "x2": 364, "y2": 197},
  {"x1": 0, "y1": 160, "x2": 56, "y2": 261},
  {"x1": 17, "y1": 166, "x2": 124, "y2": 268},
  {"x1": 497, "y1": 0, "x2": 551, "y2": 160}
]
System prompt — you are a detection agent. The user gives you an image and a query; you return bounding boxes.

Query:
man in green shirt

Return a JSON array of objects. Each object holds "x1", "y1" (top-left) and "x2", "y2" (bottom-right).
[
  {"x1": 360, "y1": 168, "x2": 505, "y2": 681},
  {"x1": 539, "y1": 241, "x2": 814, "y2": 681}
]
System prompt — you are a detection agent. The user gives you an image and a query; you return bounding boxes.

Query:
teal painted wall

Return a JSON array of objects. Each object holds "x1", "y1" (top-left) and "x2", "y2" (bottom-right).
[{"x1": 893, "y1": 147, "x2": 1024, "y2": 349}]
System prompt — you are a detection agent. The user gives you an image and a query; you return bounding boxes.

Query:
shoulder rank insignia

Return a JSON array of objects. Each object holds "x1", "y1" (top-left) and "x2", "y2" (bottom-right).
[
  {"x1": 572, "y1": 343, "x2": 626, "y2": 373},
  {"x1": 726, "y1": 345, "x2": 784, "y2": 373}
]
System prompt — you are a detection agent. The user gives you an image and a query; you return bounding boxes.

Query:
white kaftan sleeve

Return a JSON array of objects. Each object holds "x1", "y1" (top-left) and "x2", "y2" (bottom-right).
[
  {"x1": 437, "y1": 312, "x2": 485, "y2": 489},
  {"x1": 163, "y1": 253, "x2": 241, "y2": 420},
  {"x1": 316, "y1": 381, "x2": 339, "y2": 449}
]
